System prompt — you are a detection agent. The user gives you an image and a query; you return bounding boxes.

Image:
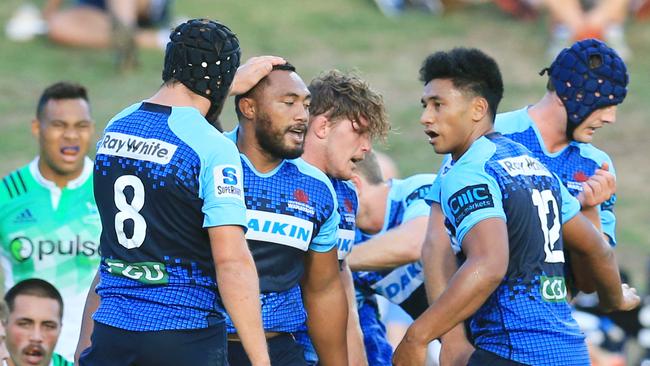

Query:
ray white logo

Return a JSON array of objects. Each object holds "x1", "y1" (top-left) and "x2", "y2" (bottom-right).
[
  {"x1": 498, "y1": 155, "x2": 551, "y2": 177},
  {"x1": 98, "y1": 132, "x2": 177, "y2": 164},
  {"x1": 214, "y1": 165, "x2": 243, "y2": 199},
  {"x1": 245, "y1": 210, "x2": 313, "y2": 251}
]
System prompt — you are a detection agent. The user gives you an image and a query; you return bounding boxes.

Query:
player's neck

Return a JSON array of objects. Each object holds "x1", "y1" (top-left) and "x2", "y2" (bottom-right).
[
  {"x1": 147, "y1": 84, "x2": 210, "y2": 116},
  {"x1": 358, "y1": 184, "x2": 389, "y2": 234},
  {"x1": 528, "y1": 97, "x2": 570, "y2": 153},
  {"x1": 236, "y1": 126, "x2": 284, "y2": 173},
  {"x1": 37, "y1": 157, "x2": 82, "y2": 189},
  {"x1": 300, "y1": 136, "x2": 326, "y2": 172}
]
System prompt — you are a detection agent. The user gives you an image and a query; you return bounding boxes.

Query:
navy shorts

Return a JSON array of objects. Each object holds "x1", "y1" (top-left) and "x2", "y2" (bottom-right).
[
  {"x1": 358, "y1": 301, "x2": 393, "y2": 366},
  {"x1": 468, "y1": 348, "x2": 528, "y2": 366},
  {"x1": 228, "y1": 333, "x2": 306, "y2": 366},
  {"x1": 79, "y1": 320, "x2": 227, "y2": 366}
]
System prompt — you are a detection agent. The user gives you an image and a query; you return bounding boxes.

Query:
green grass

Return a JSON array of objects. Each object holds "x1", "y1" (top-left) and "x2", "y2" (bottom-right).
[{"x1": 1, "y1": 0, "x2": 649, "y2": 283}]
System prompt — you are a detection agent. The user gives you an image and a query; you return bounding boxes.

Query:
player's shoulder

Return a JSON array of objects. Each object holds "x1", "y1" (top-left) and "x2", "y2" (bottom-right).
[
  {"x1": 288, "y1": 158, "x2": 337, "y2": 200},
  {"x1": 494, "y1": 107, "x2": 533, "y2": 135},
  {"x1": 574, "y1": 142, "x2": 614, "y2": 169},
  {"x1": 168, "y1": 108, "x2": 239, "y2": 162},
  {"x1": 0, "y1": 162, "x2": 33, "y2": 204}
]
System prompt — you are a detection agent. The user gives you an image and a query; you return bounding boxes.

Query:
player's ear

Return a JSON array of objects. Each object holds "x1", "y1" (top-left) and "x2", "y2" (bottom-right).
[
  {"x1": 310, "y1": 115, "x2": 330, "y2": 139},
  {"x1": 471, "y1": 96, "x2": 489, "y2": 122},
  {"x1": 238, "y1": 97, "x2": 256, "y2": 120},
  {"x1": 31, "y1": 118, "x2": 41, "y2": 139}
]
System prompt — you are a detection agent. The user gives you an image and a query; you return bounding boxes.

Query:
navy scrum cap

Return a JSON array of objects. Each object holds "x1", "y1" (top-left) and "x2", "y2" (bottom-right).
[
  {"x1": 546, "y1": 38, "x2": 628, "y2": 126},
  {"x1": 162, "y1": 19, "x2": 241, "y2": 112}
]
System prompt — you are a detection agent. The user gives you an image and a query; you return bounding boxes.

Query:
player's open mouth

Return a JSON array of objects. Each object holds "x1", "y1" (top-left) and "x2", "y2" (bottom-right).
[
  {"x1": 287, "y1": 125, "x2": 306, "y2": 142},
  {"x1": 60, "y1": 146, "x2": 80, "y2": 163},
  {"x1": 425, "y1": 130, "x2": 438, "y2": 143}
]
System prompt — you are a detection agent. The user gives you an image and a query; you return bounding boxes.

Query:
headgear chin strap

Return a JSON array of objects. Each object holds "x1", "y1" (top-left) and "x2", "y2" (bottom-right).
[
  {"x1": 162, "y1": 19, "x2": 241, "y2": 118},
  {"x1": 545, "y1": 38, "x2": 628, "y2": 140}
]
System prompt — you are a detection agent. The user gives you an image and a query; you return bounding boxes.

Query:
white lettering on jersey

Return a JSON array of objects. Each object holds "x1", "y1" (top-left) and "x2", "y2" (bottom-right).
[
  {"x1": 498, "y1": 155, "x2": 552, "y2": 177},
  {"x1": 371, "y1": 261, "x2": 424, "y2": 304},
  {"x1": 213, "y1": 165, "x2": 244, "y2": 199},
  {"x1": 246, "y1": 210, "x2": 313, "y2": 251},
  {"x1": 98, "y1": 132, "x2": 177, "y2": 165},
  {"x1": 336, "y1": 229, "x2": 355, "y2": 260}
]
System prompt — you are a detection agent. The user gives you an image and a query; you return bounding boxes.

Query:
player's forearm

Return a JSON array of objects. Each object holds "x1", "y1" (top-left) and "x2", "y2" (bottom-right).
[
  {"x1": 421, "y1": 205, "x2": 457, "y2": 304},
  {"x1": 75, "y1": 269, "x2": 101, "y2": 363},
  {"x1": 563, "y1": 214, "x2": 623, "y2": 311},
  {"x1": 303, "y1": 275, "x2": 349, "y2": 366},
  {"x1": 216, "y1": 256, "x2": 269, "y2": 365},
  {"x1": 408, "y1": 257, "x2": 501, "y2": 344},
  {"x1": 340, "y1": 262, "x2": 368, "y2": 366},
  {"x1": 348, "y1": 217, "x2": 427, "y2": 271}
]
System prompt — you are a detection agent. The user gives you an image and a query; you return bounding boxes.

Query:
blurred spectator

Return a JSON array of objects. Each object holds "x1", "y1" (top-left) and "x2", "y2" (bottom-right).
[
  {"x1": 373, "y1": 0, "x2": 445, "y2": 16},
  {"x1": 4, "y1": 279, "x2": 72, "y2": 366},
  {"x1": 0, "y1": 300, "x2": 10, "y2": 365},
  {"x1": 0, "y1": 81, "x2": 100, "y2": 360},
  {"x1": 45, "y1": 0, "x2": 173, "y2": 70}
]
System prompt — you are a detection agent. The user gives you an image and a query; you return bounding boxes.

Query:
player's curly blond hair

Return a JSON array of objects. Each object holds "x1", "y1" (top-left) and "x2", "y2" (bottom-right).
[{"x1": 308, "y1": 70, "x2": 390, "y2": 140}]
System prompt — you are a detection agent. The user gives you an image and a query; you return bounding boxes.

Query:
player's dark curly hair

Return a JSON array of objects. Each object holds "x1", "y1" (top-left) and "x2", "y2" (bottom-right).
[
  {"x1": 36, "y1": 81, "x2": 89, "y2": 120},
  {"x1": 234, "y1": 62, "x2": 297, "y2": 120},
  {"x1": 419, "y1": 48, "x2": 503, "y2": 121}
]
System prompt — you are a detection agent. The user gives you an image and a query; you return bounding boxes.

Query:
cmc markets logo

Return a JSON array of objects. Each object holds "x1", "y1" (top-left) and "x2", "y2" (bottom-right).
[{"x1": 9, "y1": 236, "x2": 99, "y2": 262}]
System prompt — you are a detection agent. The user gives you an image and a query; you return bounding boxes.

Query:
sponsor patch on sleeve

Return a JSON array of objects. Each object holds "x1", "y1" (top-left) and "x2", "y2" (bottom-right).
[
  {"x1": 448, "y1": 184, "x2": 494, "y2": 226},
  {"x1": 213, "y1": 165, "x2": 244, "y2": 200}
]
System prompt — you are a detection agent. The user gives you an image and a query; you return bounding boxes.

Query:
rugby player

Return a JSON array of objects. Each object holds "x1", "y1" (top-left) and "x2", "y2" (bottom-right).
[
  {"x1": 393, "y1": 47, "x2": 639, "y2": 366},
  {"x1": 76, "y1": 19, "x2": 276, "y2": 366},
  {"x1": 0, "y1": 81, "x2": 99, "y2": 360},
  {"x1": 225, "y1": 63, "x2": 347, "y2": 365}
]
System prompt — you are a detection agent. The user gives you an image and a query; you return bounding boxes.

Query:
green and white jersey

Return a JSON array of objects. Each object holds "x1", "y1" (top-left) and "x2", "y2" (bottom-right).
[
  {"x1": 50, "y1": 353, "x2": 73, "y2": 366},
  {"x1": 0, "y1": 157, "x2": 101, "y2": 360}
]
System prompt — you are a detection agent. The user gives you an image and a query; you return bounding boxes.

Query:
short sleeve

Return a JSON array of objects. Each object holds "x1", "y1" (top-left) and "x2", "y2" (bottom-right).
[
  {"x1": 200, "y1": 143, "x2": 247, "y2": 229},
  {"x1": 403, "y1": 184, "x2": 433, "y2": 223},
  {"x1": 441, "y1": 170, "x2": 505, "y2": 245},
  {"x1": 309, "y1": 203, "x2": 340, "y2": 253}
]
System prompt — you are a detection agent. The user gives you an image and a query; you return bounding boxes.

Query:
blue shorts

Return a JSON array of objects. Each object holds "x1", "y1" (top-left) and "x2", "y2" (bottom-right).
[
  {"x1": 228, "y1": 333, "x2": 307, "y2": 366},
  {"x1": 359, "y1": 300, "x2": 393, "y2": 366},
  {"x1": 79, "y1": 320, "x2": 227, "y2": 366},
  {"x1": 293, "y1": 330, "x2": 319, "y2": 363}
]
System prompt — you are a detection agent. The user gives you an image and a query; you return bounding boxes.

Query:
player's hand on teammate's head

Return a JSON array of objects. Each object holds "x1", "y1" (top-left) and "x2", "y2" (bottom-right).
[
  {"x1": 229, "y1": 56, "x2": 286, "y2": 96},
  {"x1": 577, "y1": 163, "x2": 616, "y2": 208}
]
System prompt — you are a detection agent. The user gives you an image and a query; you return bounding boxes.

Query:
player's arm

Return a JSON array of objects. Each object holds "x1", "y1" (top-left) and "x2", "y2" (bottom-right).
[
  {"x1": 340, "y1": 259, "x2": 368, "y2": 366},
  {"x1": 210, "y1": 225, "x2": 270, "y2": 366},
  {"x1": 562, "y1": 212, "x2": 639, "y2": 312},
  {"x1": 420, "y1": 203, "x2": 474, "y2": 365},
  {"x1": 301, "y1": 248, "x2": 349, "y2": 366},
  {"x1": 577, "y1": 162, "x2": 616, "y2": 239},
  {"x1": 74, "y1": 268, "x2": 100, "y2": 364},
  {"x1": 347, "y1": 216, "x2": 428, "y2": 271},
  {"x1": 393, "y1": 218, "x2": 508, "y2": 366}
]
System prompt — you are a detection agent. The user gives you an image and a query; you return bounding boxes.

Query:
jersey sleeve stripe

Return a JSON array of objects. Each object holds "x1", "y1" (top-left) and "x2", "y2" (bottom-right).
[
  {"x1": 15, "y1": 170, "x2": 27, "y2": 193},
  {"x1": 2, "y1": 177, "x2": 14, "y2": 198},
  {"x1": 8, "y1": 174, "x2": 22, "y2": 196}
]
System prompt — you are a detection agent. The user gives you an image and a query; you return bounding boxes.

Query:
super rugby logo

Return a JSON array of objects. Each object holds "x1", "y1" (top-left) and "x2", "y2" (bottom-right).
[
  {"x1": 214, "y1": 165, "x2": 243, "y2": 200},
  {"x1": 498, "y1": 155, "x2": 551, "y2": 177},
  {"x1": 9, "y1": 236, "x2": 99, "y2": 262},
  {"x1": 97, "y1": 132, "x2": 177, "y2": 164},
  {"x1": 246, "y1": 210, "x2": 313, "y2": 251},
  {"x1": 448, "y1": 184, "x2": 494, "y2": 226}
]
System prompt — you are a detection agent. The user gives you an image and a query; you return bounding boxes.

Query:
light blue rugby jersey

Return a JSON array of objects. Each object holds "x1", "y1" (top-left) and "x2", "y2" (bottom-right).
[
  {"x1": 353, "y1": 174, "x2": 434, "y2": 306},
  {"x1": 223, "y1": 127, "x2": 339, "y2": 333},
  {"x1": 93, "y1": 102, "x2": 247, "y2": 331},
  {"x1": 429, "y1": 133, "x2": 589, "y2": 366},
  {"x1": 496, "y1": 107, "x2": 617, "y2": 245}
]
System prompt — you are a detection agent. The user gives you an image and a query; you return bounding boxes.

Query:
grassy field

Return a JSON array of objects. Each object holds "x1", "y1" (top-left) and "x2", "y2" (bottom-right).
[{"x1": 1, "y1": 0, "x2": 649, "y2": 285}]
